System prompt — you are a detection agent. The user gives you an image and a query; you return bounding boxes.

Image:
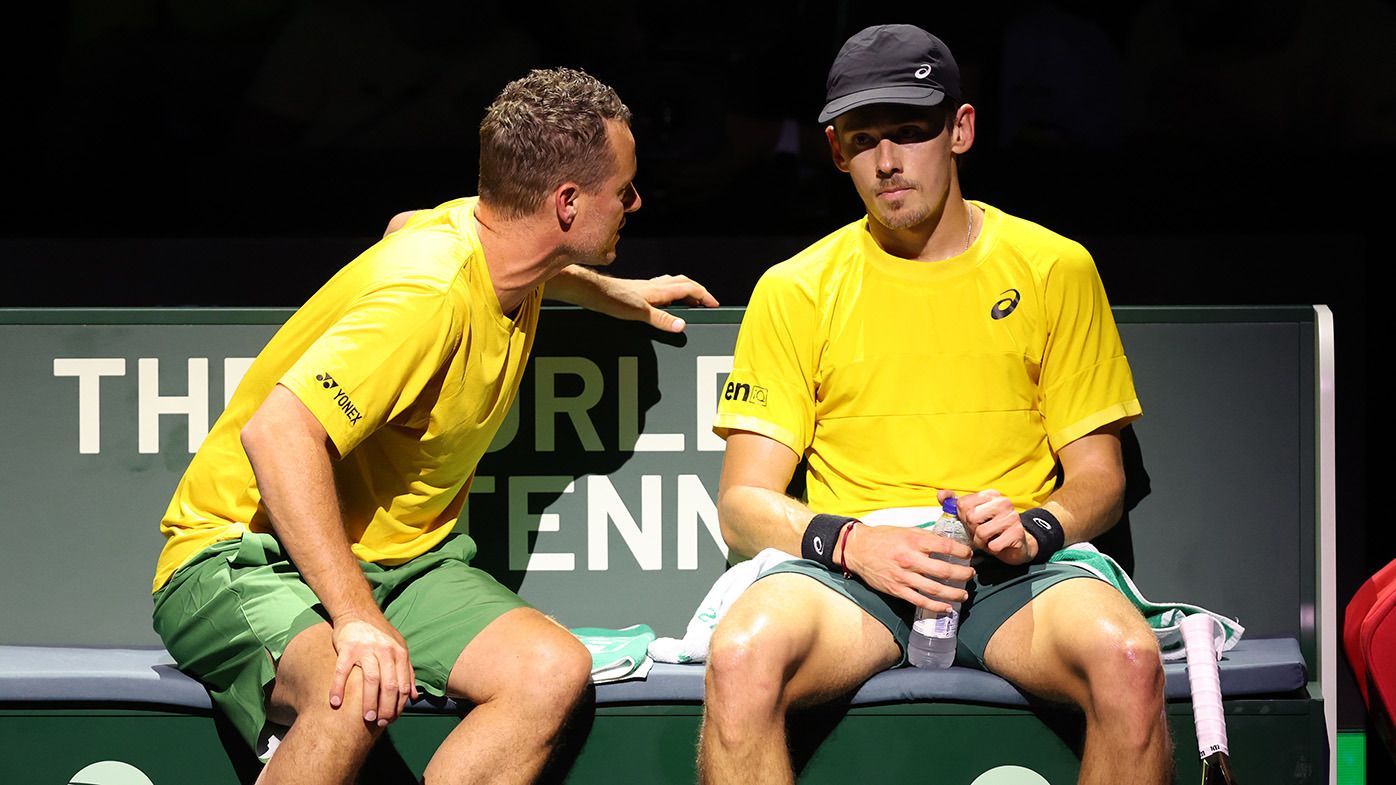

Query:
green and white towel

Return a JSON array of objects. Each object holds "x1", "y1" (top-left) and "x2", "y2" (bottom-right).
[
  {"x1": 571, "y1": 624, "x2": 656, "y2": 683},
  {"x1": 1051, "y1": 543, "x2": 1244, "y2": 660}
]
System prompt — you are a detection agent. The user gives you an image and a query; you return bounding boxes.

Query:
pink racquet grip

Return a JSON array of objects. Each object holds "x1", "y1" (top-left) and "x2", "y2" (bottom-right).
[{"x1": 1181, "y1": 613, "x2": 1228, "y2": 756}]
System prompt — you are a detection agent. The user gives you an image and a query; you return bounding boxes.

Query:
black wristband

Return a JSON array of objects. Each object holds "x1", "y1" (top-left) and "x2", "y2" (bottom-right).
[
  {"x1": 803, "y1": 514, "x2": 856, "y2": 570},
  {"x1": 1021, "y1": 507, "x2": 1065, "y2": 564}
]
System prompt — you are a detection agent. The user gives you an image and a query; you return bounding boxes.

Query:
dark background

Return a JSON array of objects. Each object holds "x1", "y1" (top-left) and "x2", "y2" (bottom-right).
[{"x1": 3, "y1": 0, "x2": 1386, "y2": 771}]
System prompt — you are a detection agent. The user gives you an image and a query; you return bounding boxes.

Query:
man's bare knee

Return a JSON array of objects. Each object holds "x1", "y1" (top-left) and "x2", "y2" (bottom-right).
[
  {"x1": 476, "y1": 625, "x2": 592, "y2": 730},
  {"x1": 268, "y1": 623, "x2": 339, "y2": 723},
  {"x1": 706, "y1": 617, "x2": 795, "y2": 719},
  {"x1": 266, "y1": 623, "x2": 390, "y2": 745},
  {"x1": 1081, "y1": 623, "x2": 1167, "y2": 742},
  {"x1": 520, "y1": 633, "x2": 593, "y2": 710},
  {"x1": 1084, "y1": 622, "x2": 1164, "y2": 695},
  {"x1": 705, "y1": 576, "x2": 895, "y2": 718}
]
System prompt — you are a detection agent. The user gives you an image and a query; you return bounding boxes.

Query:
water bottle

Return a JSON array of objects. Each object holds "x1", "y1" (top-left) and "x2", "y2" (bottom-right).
[{"x1": 907, "y1": 497, "x2": 972, "y2": 669}]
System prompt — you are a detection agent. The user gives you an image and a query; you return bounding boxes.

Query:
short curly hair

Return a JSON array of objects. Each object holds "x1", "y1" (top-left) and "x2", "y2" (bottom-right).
[{"x1": 479, "y1": 68, "x2": 632, "y2": 218}]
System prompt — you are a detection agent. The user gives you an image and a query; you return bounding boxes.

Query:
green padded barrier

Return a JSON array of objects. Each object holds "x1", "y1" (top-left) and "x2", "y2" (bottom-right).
[{"x1": 1, "y1": 698, "x2": 1326, "y2": 784}]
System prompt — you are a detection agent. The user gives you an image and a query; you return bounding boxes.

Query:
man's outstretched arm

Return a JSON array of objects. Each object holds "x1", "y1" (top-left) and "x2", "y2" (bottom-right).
[
  {"x1": 543, "y1": 265, "x2": 719, "y2": 333},
  {"x1": 718, "y1": 431, "x2": 972, "y2": 614},
  {"x1": 382, "y1": 212, "x2": 719, "y2": 332}
]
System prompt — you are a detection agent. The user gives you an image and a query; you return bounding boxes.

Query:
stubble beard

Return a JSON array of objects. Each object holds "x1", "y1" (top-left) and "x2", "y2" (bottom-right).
[
  {"x1": 871, "y1": 198, "x2": 932, "y2": 231},
  {"x1": 559, "y1": 234, "x2": 619, "y2": 268},
  {"x1": 863, "y1": 174, "x2": 933, "y2": 231}
]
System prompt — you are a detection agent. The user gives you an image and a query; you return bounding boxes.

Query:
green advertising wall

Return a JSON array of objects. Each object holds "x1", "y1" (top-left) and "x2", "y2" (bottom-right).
[{"x1": 1, "y1": 307, "x2": 1316, "y2": 660}]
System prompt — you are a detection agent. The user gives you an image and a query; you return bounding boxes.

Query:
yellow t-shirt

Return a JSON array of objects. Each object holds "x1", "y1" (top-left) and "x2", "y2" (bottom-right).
[
  {"x1": 153, "y1": 197, "x2": 541, "y2": 591},
  {"x1": 713, "y1": 202, "x2": 1140, "y2": 517}
]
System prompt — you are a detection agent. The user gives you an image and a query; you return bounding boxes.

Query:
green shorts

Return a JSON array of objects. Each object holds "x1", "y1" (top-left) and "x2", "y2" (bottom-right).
[
  {"x1": 151, "y1": 531, "x2": 528, "y2": 756},
  {"x1": 758, "y1": 556, "x2": 1101, "y2": 668}
]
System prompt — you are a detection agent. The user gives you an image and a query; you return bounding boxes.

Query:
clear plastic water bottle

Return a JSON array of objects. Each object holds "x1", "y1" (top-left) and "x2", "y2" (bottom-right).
[{"x1": 907, "y1": 497, "x2": 972, "y2": 669}]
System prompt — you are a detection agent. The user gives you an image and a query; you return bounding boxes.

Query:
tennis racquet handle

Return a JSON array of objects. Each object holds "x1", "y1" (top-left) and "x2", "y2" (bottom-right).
[{"x1": 1182, "y1": 613, "x2": 1238, "y2": 784}]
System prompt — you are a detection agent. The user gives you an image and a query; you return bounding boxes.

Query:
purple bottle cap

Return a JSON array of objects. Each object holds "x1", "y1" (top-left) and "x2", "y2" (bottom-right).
[{"x1": 941, "y1": 496, "x2": 957, "y2": 516}]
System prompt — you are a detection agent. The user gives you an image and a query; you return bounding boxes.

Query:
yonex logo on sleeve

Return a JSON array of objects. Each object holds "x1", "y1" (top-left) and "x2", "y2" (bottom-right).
[
  {"x1": 317, "y1": 371, "x2": 363, "y2": 425},
  {"x1": 990, "y1": 289, "x2": 1021, "y2": 320}
]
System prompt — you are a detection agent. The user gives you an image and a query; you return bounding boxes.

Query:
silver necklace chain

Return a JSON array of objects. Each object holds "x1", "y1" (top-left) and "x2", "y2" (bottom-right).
[{"x1": 964, "y1": 202, "x2": 975, "y2": 254}]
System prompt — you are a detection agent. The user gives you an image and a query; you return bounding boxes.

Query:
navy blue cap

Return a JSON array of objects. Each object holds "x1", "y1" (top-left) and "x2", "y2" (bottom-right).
[{"x1": 819, "y1": 24, "x2": 961, "y2": 124}]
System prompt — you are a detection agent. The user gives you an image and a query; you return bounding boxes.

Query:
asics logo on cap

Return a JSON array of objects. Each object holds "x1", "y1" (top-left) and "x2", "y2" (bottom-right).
[{"x1": 914, "y1": 63, "x2": 933, "y2": 79}]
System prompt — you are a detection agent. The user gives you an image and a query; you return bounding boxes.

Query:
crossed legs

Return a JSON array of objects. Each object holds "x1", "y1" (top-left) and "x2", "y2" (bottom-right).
[
  {"x1": 257, "y1": 607, "x2": 592, "y2": 785},
  {"x1": 698, "y1": 573, "x2": 1172, "y2": 785}
]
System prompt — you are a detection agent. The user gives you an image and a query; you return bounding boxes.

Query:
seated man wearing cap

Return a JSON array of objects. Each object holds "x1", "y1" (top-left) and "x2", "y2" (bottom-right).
[{"x1": 699, "y1": 25, "x2": 1171, "y2": 785}]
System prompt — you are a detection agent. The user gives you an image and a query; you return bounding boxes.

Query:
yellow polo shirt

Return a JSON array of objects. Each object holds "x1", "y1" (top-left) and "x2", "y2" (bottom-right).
[
  {"x1": 154, "y1": 197, "x2": 540, "y2": 591},
  {"x1": 714, "y1": 202, "x2": 1140, "y2": 516}
]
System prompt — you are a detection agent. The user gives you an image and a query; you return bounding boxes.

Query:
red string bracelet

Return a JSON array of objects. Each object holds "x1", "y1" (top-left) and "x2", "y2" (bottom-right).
[{"x1": 835, "y1": 521, "x2": 858, "y2": 578}]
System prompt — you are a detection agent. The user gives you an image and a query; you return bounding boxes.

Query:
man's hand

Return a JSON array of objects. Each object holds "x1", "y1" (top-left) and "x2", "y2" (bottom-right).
[
  {"x1": 842, "y1": 523, "x2": 975, "y2": 613},
  {"x1": 330, "y1": 614, "x2": 418, "y2": 727},
  {"x1": 547, "y1": 267, "x2": 719, "y2": 333},
  {"x1": 596, "y1": 273, "x2": 720, "y2": 332},
  {"x1": 942, "y1": 488, "x2": 1038, "y2": 566}
]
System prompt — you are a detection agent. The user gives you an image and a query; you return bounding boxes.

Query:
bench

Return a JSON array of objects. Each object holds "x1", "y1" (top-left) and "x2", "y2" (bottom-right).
[{"x1": 0, "y1": 306, "x2": 1336, "y2": 784}]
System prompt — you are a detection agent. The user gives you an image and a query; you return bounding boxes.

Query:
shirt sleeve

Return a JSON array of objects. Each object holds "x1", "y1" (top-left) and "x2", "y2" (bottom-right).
[
  {"x1": 280, "y1": 281, "x2": 462, "y2": 457},
  {"x1": 712, "y1": 266, "x2": 819, "y2": 456},
  {"x1": 1039, "y1": 247, "x2": 1142, "y2": 452}
]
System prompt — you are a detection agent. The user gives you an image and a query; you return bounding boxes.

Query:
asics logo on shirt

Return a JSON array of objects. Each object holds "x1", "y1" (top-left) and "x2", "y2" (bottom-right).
[{"x1": 991, "y1": 289, "x2": 1021, "y2": 320}]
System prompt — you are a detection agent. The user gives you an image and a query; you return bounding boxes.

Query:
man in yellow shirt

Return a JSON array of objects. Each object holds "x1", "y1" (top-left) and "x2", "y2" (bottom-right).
[
  {"x1": 701, "y1": 25, "x2": 1171, "y2": 784},
  {"x1": 151, "y1": 68, "x2": 716, "y2": 785}
]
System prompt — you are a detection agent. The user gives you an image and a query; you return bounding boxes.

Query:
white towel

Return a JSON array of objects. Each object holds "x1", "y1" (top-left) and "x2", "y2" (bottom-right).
[{"x1": 648, "y1": 548, "x2": 796, "y2": 663}]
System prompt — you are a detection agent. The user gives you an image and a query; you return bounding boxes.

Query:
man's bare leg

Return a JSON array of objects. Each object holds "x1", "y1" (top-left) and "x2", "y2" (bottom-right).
[
  {"x1": 257, "y1": 622, "x2": 383, "y2": 785},
  {"x1": 698, "y1": 574, "x2": 900, "y2": 785},
  {"x1": 984, "y1": 578, "x2": 1173, "y2": 785},
  {"x1": 422, "y1": 607, "x2": 593, "y2": 785}
]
